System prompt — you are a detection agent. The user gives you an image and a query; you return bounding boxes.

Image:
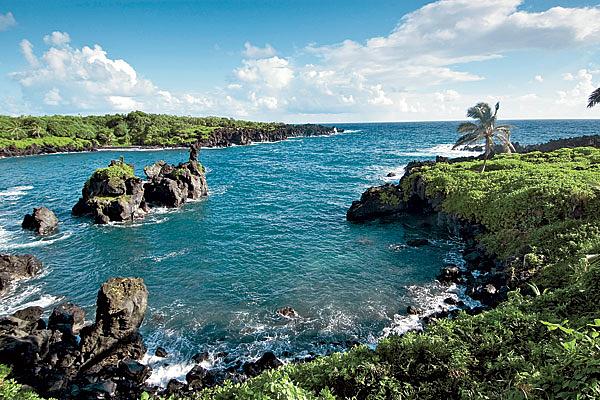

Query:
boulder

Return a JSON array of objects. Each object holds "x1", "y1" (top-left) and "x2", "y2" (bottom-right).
[
  {"x1": 437, "y1": 264, "x2": 463, "y2": 284},
  {"x1": 118, "y1": 358, "x2": 152, "y2": 384},
  {"x1": 346, "y1": 184, "x2": 406, "y2": 222},
  {"x1": 22, "y1": 207, "x2": 58, "y2": 235},
  {"x1": 72, "y1": 159, "x2": 147, "y2": 224},
  {"x1": 155, "y1": 346, "x2": 168, "y2": 357},
  {"x1": 406, "y1": 306, "x2": 422, "y2": 315},
  {"x1": 191, "y1": 351, "x2": 209, "y2": 363},
  {"x1": 80, "y1": 278, "x2": 148, "y2": 371},
  {"x1": 242, "y1": 351, "x2": 283, "y2": 377},
  {"x1": 0, "y1": 254, "x2": 43, "y2": 295},
  {"x1": 48, "y1": 303, "x2": 85, "y2": 336},
  {"x1": 276, "y1": 306, "x2": 299, "y2": 319}
]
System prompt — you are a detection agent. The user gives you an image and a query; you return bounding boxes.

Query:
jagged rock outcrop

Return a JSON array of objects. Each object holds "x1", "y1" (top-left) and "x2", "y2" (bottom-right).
[
  {"x1": 143, "y1": 157, "x2": 208, "y2": 208},
  {"x1": 72, "y1": 159, "x2": 147, "y2": 224},
  {"x1": 195, "y1": 124, "x2": 340, "y2": 147},
  {"x1": 0, "y1": 277, "x2": 149, "y2": 399},
  {"x1": 0, "y1": 254, "x2": 43, "y2": 295},
  {"x1": 22, "y1": 207, "x2": 59, "y2": 235},
  {"x1": 346, "y1": 184, "x2": 407, "y2": 222}
]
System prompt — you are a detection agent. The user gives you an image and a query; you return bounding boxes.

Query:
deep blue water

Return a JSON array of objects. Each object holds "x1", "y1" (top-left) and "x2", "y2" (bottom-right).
[{"x1": 0, "y1": 120, "x2": 598, "y2": 384}]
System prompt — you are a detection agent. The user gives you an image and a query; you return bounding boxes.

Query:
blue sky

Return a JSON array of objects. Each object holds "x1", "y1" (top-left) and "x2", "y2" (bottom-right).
[{"x1": 1, "y1": 0, "x2": 600, "y2": 122}]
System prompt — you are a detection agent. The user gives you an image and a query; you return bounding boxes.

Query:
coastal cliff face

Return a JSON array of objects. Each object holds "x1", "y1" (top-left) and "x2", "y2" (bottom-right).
[{"x1": 0, "y1": 123, "x2": 339, "y2": 158}]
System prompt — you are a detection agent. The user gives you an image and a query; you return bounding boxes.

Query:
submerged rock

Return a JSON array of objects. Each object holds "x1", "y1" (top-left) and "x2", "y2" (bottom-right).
[
  {"x1": 72, "y1": 159, "x2": 147, "y2": 224},
  {"x1": 0, "y1": 254, "x2": 43, "y2": 295},
  {"x1": 155, "y1": 346, "x2": 168, "y2": 357},
  {"x1": 21, "y1": 207, "x2": 58, "y2": 235},
  {"x1": 406, "y1": 238, "x2": 430, "y2": 247},
  {"x1": 276, "y1": 306, "x2": 300, "y2": 319}
]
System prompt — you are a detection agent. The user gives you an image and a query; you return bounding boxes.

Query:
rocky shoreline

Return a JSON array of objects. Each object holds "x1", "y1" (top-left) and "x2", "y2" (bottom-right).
[{"x1": 0, "y1": 124, "x2": 340, "y2": 158}]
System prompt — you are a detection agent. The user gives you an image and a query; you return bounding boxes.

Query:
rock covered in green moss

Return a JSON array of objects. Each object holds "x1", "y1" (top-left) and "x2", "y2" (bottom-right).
[{"x1": 72, "y1": 159, "x2": 148, "y2": 224}]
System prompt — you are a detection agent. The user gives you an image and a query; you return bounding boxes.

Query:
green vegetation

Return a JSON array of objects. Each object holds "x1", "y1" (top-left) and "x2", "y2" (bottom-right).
[
  {"x1": 589, "y1": 88, "x2": 600, "y2": 108},
  {"x1": 0, "y1": 365, "x2": 53, "y2": 400},
  {"x1": 454, "y1": 102, "x2": 514, "y2": 172},
  {"x1": 3, "y1": 148, "x2": 600, "y2": 399},
  {"x1": 0, "y1": 112, "x2": 285, "y2": 149}
]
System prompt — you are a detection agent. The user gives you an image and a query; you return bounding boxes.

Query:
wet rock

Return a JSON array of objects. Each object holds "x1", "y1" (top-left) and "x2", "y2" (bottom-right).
[
  {"x1": 406, "y1": 306, "x2": 422, "y2": 315},
  {"x1": 0, "y1": 254, "x2": 43, "y2": 295},
  {"x1": 242, "y1": 351, "x2": 283, "y2": 377},
  {"x1": 185, "y1": 365, "x2": 218, "y2": 389},
  {"x1": 406, "y1": 238, "x2": 430, "y2": 247},
  {"x1": 48, "y1": 303, "x2": 85, "y2": 336},
  {"x1": 469, "y1": 284, "x2": 503, "y2": 307},
  {"x1": 78, "y1": 380, "x2": 117, "y2": 399},
  {"x1": 22, "y1": 207, "x2": 58, "y2": 235},
  {"x1": 155, "y1": 346, "x2": 168, "y2": 357},
  {"x1": 118, "y1": 358, "x2": 152, "y2": 384},
  {"x1": 80, "y1": 278, "x2": 148, "y2": 370},
  {"x1": 386, "y1": 172, "x2": 397, "y2": 177},
  {"x1": 192, "y1": 351, "x2": 209, "y2": 363},
  {"x1": 346, "y1": 184, "x2": 406, "y2": 222},
  {"x1": 143, "y1": 159, "x2": 208, "y2": 208},
  {"x1": 437, "y1": 264, "x2": 462, "y2": 284},
  {"x1": 12, "y1": 306, "x2": 43, "y2": 323},
  {"x1": 276, "y1": 306, "x2": 299, "y2": 319},
  {"x1": 444, "y1": 297, "x2": 458, "y2": 305},
  {"x1": 166, "y1": 379, "x2": 186, "y2": 396},
  {"x1": 72, "y1": 159, "x2": 147, "y2": 224}
]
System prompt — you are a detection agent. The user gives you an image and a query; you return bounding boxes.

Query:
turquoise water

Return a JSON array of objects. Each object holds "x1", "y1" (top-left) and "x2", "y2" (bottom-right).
[{"x1": 0, "y1": 120, "x2": 598, "y2": 384}]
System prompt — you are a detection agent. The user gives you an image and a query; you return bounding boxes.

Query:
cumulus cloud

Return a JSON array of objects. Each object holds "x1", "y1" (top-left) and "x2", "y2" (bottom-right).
[
  {"x1": 0, "y1": 11, "x2": 16, "y2": 31},
  {"x1": 43, "y1": 31, "x2": 71, "y2": 46},
  {"x1": 11, "y1": 33, "x2": 239, "y2": 115},
  {"x1": 10, "y1": 1, "x2": 600, "y2": 121},
  {"x1": 557, "y1": 69, "x2": 598, "y2": 107},
  {"x1": 242, "y1": 42, "x2": 277, "y2": 58}
]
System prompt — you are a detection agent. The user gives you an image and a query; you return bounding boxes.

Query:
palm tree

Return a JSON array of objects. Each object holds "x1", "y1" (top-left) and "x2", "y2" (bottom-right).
[
  {"x1": 588, "y1": 88, "x2": 600, "y2": 108},
  {"x1": 6, "y1": 118, "x2": 24, "y2": 140},
  {"x1": 453, "y1": 102, "x2": 514, "y2": 172}
]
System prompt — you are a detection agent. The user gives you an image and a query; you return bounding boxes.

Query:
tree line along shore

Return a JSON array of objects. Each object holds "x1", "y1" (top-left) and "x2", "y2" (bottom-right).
[{"x1": 0, "y1": 112, "x2": 339, "y2": 157}]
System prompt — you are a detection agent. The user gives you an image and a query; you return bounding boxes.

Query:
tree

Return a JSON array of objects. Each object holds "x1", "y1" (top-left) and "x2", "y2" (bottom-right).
[
  {"x1": 588, "y1": 88, "x2": 600, "y2": 108},
  {"x1": 453, "y1": 102, "x2": 514, "y2": 173},
  {"x1": 6, "y1": 118, "x2": 24, "y2": 140}
]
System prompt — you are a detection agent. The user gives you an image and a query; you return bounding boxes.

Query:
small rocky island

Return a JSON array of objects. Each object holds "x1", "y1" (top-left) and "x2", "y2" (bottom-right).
[{"x1": 72, "y1": 145, "x2": 208, "y2": 224}]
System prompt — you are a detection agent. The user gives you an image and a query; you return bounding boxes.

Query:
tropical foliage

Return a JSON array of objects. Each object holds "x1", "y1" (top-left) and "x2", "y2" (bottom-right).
[
  {"x1": 588, "y1": 88, "x2": 600, "y2": 108},
  {"x1": 453, "y1": 102, "x2": 514, "y2": 172},
  {"x1": 0, "y1": 112, "x2": 285, "y2": 149}
]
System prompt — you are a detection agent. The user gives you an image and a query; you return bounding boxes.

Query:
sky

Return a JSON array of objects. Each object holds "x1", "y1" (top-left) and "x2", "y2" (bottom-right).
[{"x1": 1, "y1": 0, "x2": 600, "y2": 123}]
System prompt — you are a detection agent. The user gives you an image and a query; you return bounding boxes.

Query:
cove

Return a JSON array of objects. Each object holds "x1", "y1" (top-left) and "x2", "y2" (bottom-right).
[{"x1": 0, "y1": 120, "x2": 594, "y2": 385}]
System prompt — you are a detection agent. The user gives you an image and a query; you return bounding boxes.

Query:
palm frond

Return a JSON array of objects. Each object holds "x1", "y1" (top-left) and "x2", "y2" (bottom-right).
[
  {"x1": 452, "y1": 131, "x2": 481, "y2": 149},
  {"x1": 457, "y1": 122, "x2": 478, "y2": 134},
  {"x1": 588, "y1": 87, "x2": 600, "y2": 108}
]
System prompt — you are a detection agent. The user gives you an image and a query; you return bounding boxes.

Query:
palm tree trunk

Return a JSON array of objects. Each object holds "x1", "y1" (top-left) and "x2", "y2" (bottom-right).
[{"x1": 481, "y1": 136, "x2": 492, "y2": 173}]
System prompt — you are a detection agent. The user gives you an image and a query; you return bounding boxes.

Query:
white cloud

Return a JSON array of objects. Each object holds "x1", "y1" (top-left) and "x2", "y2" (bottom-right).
[
  {"x1": 43, "y1": 31, "x2": 71, "y2": 46},
  {"x1": 0, "y1": 11, "x2": 16, "y2": 31},
  {"x1": 562, "y1": 73, "x2": 575, "y2": 81},
  {"x1": 556, "y1": 69, "x2": 597, "y2": 107},
  {"x1": 534, "y1": 75, "x2": 544, "y2": 83},
  {"x1": 235, "y1": 56, "x2": 294, "y2": 89},
  {"x1": 43, "y1": 88, "x2": 62, "y2": 106},
  {"x1": 242, "y1": 42, "x2": 277, "y2": 58},
  {"x1": 19, "y1": 39, "x2": 38, "y2": 67}
]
